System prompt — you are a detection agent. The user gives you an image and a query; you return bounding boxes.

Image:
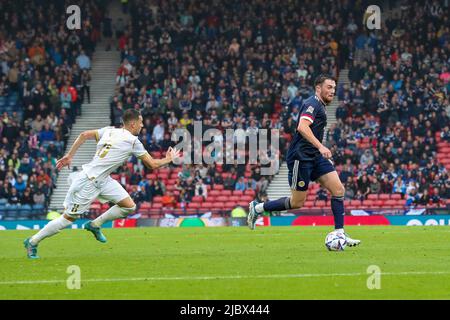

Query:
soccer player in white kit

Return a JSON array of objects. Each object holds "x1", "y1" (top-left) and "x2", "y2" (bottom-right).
[{"x1": 24, "y1": 109, "x2": 180, "y2": 259}]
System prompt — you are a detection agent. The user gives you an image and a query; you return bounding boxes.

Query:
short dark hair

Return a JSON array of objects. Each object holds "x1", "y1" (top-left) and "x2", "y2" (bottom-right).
[
  {"x1": 314, "y1": 74, "x2": 336, "y2": 87},
  {"x1": 122, "y1": 109, "x2": 141, "y2": 124}
]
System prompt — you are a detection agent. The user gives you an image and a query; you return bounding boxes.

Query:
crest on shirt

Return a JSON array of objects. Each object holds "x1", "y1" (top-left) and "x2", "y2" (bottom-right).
[{"x1": 306, "y1": 106, "x2": 314, "y2": 114}]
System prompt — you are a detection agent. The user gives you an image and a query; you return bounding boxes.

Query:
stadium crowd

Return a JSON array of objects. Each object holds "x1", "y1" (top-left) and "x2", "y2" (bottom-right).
[
  {"x1": 326, "y1": 0, "x2": 450, "y2": 208},
  {"x1": 0, "y1": 0, "x2": 103, "y2": 218}
]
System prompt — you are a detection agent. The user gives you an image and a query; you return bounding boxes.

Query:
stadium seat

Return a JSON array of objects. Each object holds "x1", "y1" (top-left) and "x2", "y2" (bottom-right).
[
  {"x1": 201, "y1": 202, "x2": 214, "y2": 209},
  {"x1": 213, "y1": 184, "x2": 224, "y2": 190},
  {"x1": 17, "y1": 205, "x2": 32, "y2": 220},
  {"x1": 384, "y1": 200, "x2": 398, "y2": 207},
  {"x1": 304, "y1": 201, "x2": 314, "y2": 208},
  {"x1": 390, "y1": 194, "x2": 401, "y2": 200},
  {"x1": 232, "y1": 190, "x2": 244, "y2": 196},
  {"x1": 192, "y1": 196, "x2": 204, "y2": 203},
  {"x1": 315, "y1": 200, "x2": 326, "y2": 207},
  {"x1": 140, "y1": 202, "x2": 151, "y2": 209},
  {"x1": 188, "y1": 202, "x2": 201, "y2": 209},
  {"x1": 379, "y1": 194, "x2": 390, "y2": 200},
  {"x1": 153, "y1": 196, "x2": 163, "y2": 203},
  {"x1": 244, "y1": 189, "x2": 255, "y2": 197},
  {"x1": 363, "y1": 200, "x2": 374, "y2": 207},
  {"x1": 209, "y1": 190, "x2": 221, "y2": 197},
  {"x1": 367, "y1": 194, "x2": 378, "y2": 200}
]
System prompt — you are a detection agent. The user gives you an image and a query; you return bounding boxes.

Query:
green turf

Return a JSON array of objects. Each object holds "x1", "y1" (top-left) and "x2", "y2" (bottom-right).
[{"x1": 1, "y1": 226, "x2": 450, "y2": 299}]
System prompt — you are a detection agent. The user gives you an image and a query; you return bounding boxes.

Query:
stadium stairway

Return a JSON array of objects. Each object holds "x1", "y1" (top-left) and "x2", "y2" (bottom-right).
[
  {"x1": 49, "y1": 46, "x2": 120, "y2": 211},
  {"x1": 266, "y1": 70, "x2": 350, "y2": 202}
]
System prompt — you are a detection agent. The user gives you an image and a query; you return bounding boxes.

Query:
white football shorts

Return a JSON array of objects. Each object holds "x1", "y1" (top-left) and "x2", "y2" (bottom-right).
[{"x1": 63, "y1": 171, "x2": 129, "y2": 218}]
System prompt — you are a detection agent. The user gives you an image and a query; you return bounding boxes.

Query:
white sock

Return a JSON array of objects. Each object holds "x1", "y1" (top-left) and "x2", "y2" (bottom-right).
[
  {"x1": 91, "y1": 205, "x2": 124, "y2": 228},
  {"x1": 335, "y1": 228, "x2": 344, "y2": 234},
  {"x1": 30, "y1": 216, "x2": 73, "y2": 245},
  {"x1": 255, "y1": 203, "x2": 265, "y2": 214}
]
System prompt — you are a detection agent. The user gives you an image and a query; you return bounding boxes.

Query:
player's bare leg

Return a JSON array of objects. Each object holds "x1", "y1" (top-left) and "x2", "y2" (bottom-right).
[
  {"x1": 248, "y1": 189, "x2": 307, "y2": 230},
  {"x1": 317, "y1": 171, "x2": 360, "y2": 247},
  {"x1": 24, "y1": 213, "x2": 76, "y2": 259},
  {"x1": 85, "y1": 197, "x2": 136, "y2": 243}
]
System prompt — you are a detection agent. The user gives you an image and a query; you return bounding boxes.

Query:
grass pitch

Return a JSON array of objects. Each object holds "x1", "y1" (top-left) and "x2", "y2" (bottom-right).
[{"x1": 1, "y1": 226, "x2": 450, "y2": 299}]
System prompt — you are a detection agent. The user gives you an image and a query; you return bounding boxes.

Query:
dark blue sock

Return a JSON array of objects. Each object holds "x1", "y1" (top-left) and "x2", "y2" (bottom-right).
[
  {"x1": 331, "y1": 196, "x2": 345, "y2": 229},
  {"x1": 263, "y1": 197, "x2": 291, "y2": 212}
]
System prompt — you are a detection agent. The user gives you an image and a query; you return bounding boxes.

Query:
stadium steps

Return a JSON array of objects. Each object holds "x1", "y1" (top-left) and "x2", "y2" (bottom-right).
[
  {"x1": 266, "y1": 70, "x2": 350, "y2": 203},
  {"x1": 49, "y1": 45, "x2": 121, "y2": 211}
]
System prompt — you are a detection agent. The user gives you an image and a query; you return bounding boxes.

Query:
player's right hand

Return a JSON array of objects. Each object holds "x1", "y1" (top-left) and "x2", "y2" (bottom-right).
[
  {"x1": 56, "y1": 155, "x2": 72, "y2": 170},
  {"x1": 318, "y1": 146, "x2": 332, "y2": 159}
]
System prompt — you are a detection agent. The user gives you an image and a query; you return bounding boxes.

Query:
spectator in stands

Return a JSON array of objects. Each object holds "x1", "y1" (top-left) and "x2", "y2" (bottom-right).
[
  {"x1": 393, "y1": 177, "x2": 407, "y2": 197},
  {"x1": 33, "y1": 189, "x2": 45, "y2": 206},
  {"x1": 195, "y1": 179, "x2": 208, "y2": 199},
  {"x1": 76, "y1": 50, "x2": 91, "y2": 70},
  {"x1": 20, "y1": 188, "x2": 34, "y2": 205},
  {"x1": 8, "y1": 187, "x2": 20, "y2": 205},
  {"x1": 235, "y1": 177, "x2": 247, "y2": 191},
  {"x1": 316, "y1": 187, "x2": 328, "y2": 202}
]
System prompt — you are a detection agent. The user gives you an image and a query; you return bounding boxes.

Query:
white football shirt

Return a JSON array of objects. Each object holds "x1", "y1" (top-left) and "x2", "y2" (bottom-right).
[{"x1": 82, "y1": 127, "x2": 148, "y2": 181}]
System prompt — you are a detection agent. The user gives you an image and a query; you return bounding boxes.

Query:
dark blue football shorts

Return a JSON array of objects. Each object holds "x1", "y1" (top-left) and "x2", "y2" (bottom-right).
[{"x1": 287, "y1": 155, "x2": 336, "y2": 191}]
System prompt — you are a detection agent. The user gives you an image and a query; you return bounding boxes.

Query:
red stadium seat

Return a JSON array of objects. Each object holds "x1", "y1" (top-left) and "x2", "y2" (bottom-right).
[
  {"x1": 158, "y1": 173, "x2": 169, "y2": 180},
  {"x1": 384, "y1": 200, "x2": 398, "y2": 207},
  {"x1": 213, "y1": 184, "x2": 224, "y2": 190},
  {"x1": 315, "y1": 200, "x2": 326, "y2": 207},
  {"x1": 201, "y1": 202, "x2": 214, "y2": 209},
  {"x1": 233, "y1": 190, "x2": 244, "y2": 196},
  {"x1": 140, "y1": 202, "x2": 151, "y2": 209},
  {"x1": 153, "y1": 196, "x2": 163, "y2": 203},
  {"x1": 221, "y1": 190, "x2": 232, "y2": 196},
  {"x1": 367, "y1": 194, "x2": 378, "y2": 200},
  {"x1": 152, "y1": 203, "x2": 163, "y2": 209},
  {"x1": 304, "y1": 201, "x2": 314, "y2": 208},
  {"x1": 216, "y1": 196, "x2": 228, "y2": 202},
  {"x1": 212, "y1": 202, "x2": 225, "y2": 209},
  {"x1": 188, "y1": 202, "x2": 201, "y2": 209},
  {"x1": 390, "y1": 194, "x2": 401, "y2": 200},
  {"x1": 244, "y1": 189, "x2": 256, "y2": 196},
  {"x1": 379, "y1": 194, "x2": 390, "y2": 200},
  {"x1": 192, "y1": 196, "x2": 204, "y2": 203},
  {"x1": 209, "y1": 190, "x2": 221, "y2": 196}
]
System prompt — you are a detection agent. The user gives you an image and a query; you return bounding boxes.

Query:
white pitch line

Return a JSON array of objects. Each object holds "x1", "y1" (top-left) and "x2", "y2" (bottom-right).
[{"x1": 1, "y1": 271, "x2": 450, "y2": 286}]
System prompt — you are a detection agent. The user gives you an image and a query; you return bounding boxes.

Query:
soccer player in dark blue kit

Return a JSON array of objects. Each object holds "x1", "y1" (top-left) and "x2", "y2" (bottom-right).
[{"x1": 248, "y1": 74, "x2": 360, "y2": 247}]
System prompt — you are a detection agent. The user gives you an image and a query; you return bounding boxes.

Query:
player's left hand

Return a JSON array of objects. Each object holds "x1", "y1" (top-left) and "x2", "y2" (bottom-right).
[
  {"x1": 166, "y1": 147, "x2": 181, "y2": 163},
  {"x1": 56, "y1": 155, "x2": 73, "y2": 170}
]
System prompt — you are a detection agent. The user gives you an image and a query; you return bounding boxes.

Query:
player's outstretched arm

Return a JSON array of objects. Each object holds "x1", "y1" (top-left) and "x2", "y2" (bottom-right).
[
  {"x1": 56, "y1": 129, "x2": 98, "y2": 170},
  {"x1": 140, "y1": 147, "x2": 181, "y2": 170},
  {"x1": 297, "y1": 119, "x2": 332, "y2": 159}
]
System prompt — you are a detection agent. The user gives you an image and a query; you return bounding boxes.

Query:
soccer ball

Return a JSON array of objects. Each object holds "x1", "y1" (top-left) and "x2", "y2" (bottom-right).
[{"x1": 325, "y1": 231, "x2": 347, "y2": 251}]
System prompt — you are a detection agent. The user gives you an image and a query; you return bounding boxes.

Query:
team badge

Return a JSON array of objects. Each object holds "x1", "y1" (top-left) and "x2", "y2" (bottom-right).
[
  {"x1": 306, "y1": 106, "x2": 314, "y2": 114},
  {"x1": 298, "y1": 181, "x2": 305, "y2": 187}
]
